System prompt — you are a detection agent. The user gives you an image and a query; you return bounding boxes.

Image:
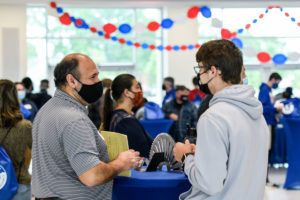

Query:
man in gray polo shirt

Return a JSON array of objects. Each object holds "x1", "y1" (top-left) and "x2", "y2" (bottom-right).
[{"x1": 32, "y1": 53, "x2": 141, "y2": 200}]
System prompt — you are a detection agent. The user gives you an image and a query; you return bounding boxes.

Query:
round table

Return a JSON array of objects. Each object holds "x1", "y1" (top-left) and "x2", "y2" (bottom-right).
[{"x1": 112, "y1": 168, "x2": 191, "y2": 200}]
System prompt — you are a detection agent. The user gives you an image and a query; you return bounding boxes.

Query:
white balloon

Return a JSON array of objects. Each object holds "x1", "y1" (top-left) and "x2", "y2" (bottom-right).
[
  {"x1": 243, "y1": 46, "x2": 257, "y2": 57},
  {"x1": 173, "y1": 15, "x2": 187, "y2": 25},
  {"x1": 211, "y1": 18, "x2": 222, "y2": 28},
  {"x1": 288, "y1": 52, "x2": 300, "y2": 61},
  {"x1": 47, "y1": 6, "x2": 60, "y2": 18},
  {"x1": 134, "y1": 23, "x2": 146, "y2": 34},
  {"x1": 89, "y1": 21, "x2": 102, "y2": 30}
]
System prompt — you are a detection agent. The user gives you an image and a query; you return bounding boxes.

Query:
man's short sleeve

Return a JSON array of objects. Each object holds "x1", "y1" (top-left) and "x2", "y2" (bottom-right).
[{"x1": 62, "y1": 119, "x2": 101, "y2": 176}]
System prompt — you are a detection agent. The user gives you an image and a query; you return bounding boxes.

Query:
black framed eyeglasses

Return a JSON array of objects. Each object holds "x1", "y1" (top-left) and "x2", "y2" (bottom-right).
[{"x1": 193, "y1": 65, "x2": 210, "y2": 74}]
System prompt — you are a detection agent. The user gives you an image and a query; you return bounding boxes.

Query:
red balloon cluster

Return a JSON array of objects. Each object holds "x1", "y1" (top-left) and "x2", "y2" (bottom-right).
[
  {"x1": 221, "y1": 29, "x2": 236, "y2": 39},
  {"x1": 59, "y1": 13, "x2": 72, "y2": 25},
  {"x1": 257, "y1": 52, "x2": 271, "y2": 63}
]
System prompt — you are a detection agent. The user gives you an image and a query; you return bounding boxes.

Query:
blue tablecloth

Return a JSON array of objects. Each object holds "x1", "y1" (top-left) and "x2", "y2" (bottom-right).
[
  {"x1": 281, "y1": 118, "x2": 300, "y2": 189},
  {"x1": 140, "y1": 119, "x2": 174, "y2": 139},
  {"x1": 269, "y1": 126, "x2": 288, "y2": 164},
  {"x1": 113, "y1": 168, "x2": 191, "y2": 200}
]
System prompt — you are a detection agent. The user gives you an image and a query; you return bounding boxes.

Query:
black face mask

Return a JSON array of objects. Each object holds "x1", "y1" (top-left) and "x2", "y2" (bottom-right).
[
  {"x1": 162, "y1": 84, "x2": 166, "y2": 90},
  {"x1": 180, "y1": 95, "x2": 189, "y2": 102},
  {"x1": 75, "y1": 79, "x2": 103, "y2": 104},
  {"x1": 197, "y1": 73, "x2": 213, "y2": 95}
]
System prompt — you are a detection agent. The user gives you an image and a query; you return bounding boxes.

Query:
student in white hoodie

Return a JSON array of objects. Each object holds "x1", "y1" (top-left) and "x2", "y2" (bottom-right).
[{"x1": 173, "y1": 39, "x2": 269, "y2": 200}]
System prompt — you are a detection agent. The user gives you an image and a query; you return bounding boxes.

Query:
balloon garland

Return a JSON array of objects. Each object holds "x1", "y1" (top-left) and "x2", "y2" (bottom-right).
[{"x1": 49, "y1": 2, "x2": 300, "y2": 65}]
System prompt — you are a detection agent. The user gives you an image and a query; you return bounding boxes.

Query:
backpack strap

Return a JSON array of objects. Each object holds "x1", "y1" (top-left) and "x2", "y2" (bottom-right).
[{"x1": 0, "y1": 126, "x2": 13, "y2": 145}]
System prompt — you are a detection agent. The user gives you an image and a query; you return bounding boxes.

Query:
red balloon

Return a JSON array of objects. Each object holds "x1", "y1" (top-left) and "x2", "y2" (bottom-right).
[
  {"x1": 104, "y1": 34, "x2": 111, "y2": 39},
  {"x1": 245, "y1": 24, "x2": 251, "y2": 29},
  {"x1": 103, "y1": 23, "x2": 117, "y2": 34},
  {"x1": 231, "y1": 32, "x2": 237, "y2": 37},
  {"x1": 259, "y1": 14, "x2": 264, "y2": 19},
  {"x1": 165, "y1": 45, "x2": 172, "y2": 51},
  {"x1": 147, "y1": 21, "x2": 160, "y2": 31},
  {"x1": 195, "y1": 44, "x2": 201, "y2": 48},
  {"x1": 298, "y1": 23, "x2": 300, "y2": 27},
  {"x1": 149, "y1": 45, "x2": 156, "y2": 50},
  {"x1": 187, "y1": 6, "x2": 199, "y2": 19},
  {"x1": 134, "y1": 42, "x2": 141, "y2": 48},
  {"x1": 285, "y1": 13, "x2": 289, "y2": 17},
  {"x1": 59, "y1": 13, "x2": 72, "y2": 25},
  {"x1": 75, "y1": 19, "x2": 82, "y2": 26},
  {"x1": 50, "y1": 2, "x2": 57, "y2": 8},
  {"x1": 181, "y1": 45, "x2": 187, "y2": 50},
  {"x1": 90, "y1": 27, "x2": 97, "y2": 33},
  {"x1": 221, "y1": 29, "x2": 231, "y2": 39},
  {"x1": 257, "y1": 52, "x2": 271, "y2": 63},
  {"x1": 118, "y1": 38, "x2": 126, "y2": 44}
]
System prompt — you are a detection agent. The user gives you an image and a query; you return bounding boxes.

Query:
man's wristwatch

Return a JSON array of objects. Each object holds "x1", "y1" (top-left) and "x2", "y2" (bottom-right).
[{"x1": 181, "y1": 153, "x2": 194, "y2": 164}]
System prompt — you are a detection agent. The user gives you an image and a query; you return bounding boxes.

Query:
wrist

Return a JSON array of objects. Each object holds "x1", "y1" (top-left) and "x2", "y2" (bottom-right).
[{"x1": 181, "y1": 153, "x2": 194, "y2": 164}]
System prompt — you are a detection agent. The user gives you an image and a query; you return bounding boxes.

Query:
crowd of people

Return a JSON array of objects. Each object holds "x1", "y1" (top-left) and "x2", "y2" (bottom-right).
[{"x1": 0, "y1": 39, "x2": 295, "y2": 200}]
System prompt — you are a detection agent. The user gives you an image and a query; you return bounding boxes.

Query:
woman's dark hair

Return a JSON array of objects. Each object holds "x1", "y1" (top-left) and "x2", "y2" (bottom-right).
[
  {"x1": 196, "y1": 39, "x2": 243, "y2": 84},
  {"x1": 102, "y1": 74, "x2": 135, "y2": 131},
  {"x1": 54, "y1": 58, "x2": 80, "y2": 88},
  {"x1": 0, "y1": 79, "x2": 23, "y2": 128}
]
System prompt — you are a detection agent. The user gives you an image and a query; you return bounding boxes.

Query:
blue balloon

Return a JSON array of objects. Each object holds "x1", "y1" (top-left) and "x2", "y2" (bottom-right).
[
  {"x1": 141, "y1": 43, "x2": 149, "y2": 49},
  {"x1": 173, "y1": 45, "x2": 180, "y2": 51},
  {"x1": 161, "y1": 18, "x2": 173, "y2": 29},
  {"x1": 74, "y1": 18, "x2": 88, "y2": 29},
  {"x1": 157, "y1": 45, "x2": 164, "y2": 51},
  {"x1": 291, "y1": 17, "x2": 296, "y2": 22},
  {"x1": 272, "y1": 54, "x2": 287, "y2": 65},
  {"x1": 238, "y1": 29, "x2": 244, "y2": 34},
  {"x1": 253, "y1": 19, "x2": 257, "y2": 23},
  {"x1": 200, "y1": 6, "x2": 212, "y2": 18},
  {"x1": 126, "y1": 41, "x2": 133, "y2": 46},
  {"x1": 70, "y1": 17, "x2": 75, "y2": 22},
  {"x1": 111, "y1": 36, "x2": 118, "y2": 41},
  {"x1": 56, "y1": 7, "x2": 63, "y2": 13},
  {"x1": 188, "y1": 44, "x2": 194, "y2": 50},
  {"x1": 231, "y1": 38, "x2": 243, "y2": 49},
  {"x1": 98, "y1": 31, "x2": 104, "y2": 36},
  {"x1": 119, "y1": 24, "x2": 132, "y2": 34}
]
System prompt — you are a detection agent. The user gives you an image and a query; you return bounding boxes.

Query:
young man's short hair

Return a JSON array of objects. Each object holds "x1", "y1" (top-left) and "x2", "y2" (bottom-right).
[
  {"x1": 268, "y1": 72, "x2": 282, "y2": 81},
  {"x1": 196, "y1": 39, "x2": 243, "y2": 84}
]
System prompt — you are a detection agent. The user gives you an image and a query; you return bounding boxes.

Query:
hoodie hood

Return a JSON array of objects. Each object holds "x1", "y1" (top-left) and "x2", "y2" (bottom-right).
[{"x1": 210, "y1": 85, "x2": 263, "y2": 120}]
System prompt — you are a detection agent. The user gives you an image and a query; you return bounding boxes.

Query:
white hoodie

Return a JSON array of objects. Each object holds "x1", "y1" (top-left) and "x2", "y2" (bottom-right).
[{"x1": 180, "y1": 85, "x2": 269, "y2": 200}]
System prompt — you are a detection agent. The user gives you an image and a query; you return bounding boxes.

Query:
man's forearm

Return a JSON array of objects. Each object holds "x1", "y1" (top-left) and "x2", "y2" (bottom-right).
[{"x1": 78, "y1": 159, "x2": 124, "y2": 187}]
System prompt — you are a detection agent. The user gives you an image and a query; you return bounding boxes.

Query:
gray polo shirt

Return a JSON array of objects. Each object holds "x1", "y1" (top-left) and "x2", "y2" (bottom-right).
[{"x1": 32, "y1": 89, "x2": 112, "y2": 200}]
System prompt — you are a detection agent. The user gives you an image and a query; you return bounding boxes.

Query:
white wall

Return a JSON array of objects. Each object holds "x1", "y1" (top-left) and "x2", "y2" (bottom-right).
[
  {"x1": 166, "y1": 6, "x2": 199, "y2": 90},
  {"x1": 0, "y1": 4, "x2": 26, "y2": 81}
]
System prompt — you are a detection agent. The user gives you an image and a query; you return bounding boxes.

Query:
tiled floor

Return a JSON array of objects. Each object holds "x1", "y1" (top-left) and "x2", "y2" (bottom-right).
[{"x1": 264, "y1": 167, "x2": 300, "y2": 200}]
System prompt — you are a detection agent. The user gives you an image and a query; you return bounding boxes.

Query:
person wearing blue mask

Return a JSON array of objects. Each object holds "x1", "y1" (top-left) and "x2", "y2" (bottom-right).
[
  {"x1": 258, "y1": 72, "x2": 282, "y2": 128},
  {"x1": 15, "y1": 82, "x2": 32, "y2": 120},
  {"x1": 258, "y1": 72, "x2": 282, "y2": 184}
]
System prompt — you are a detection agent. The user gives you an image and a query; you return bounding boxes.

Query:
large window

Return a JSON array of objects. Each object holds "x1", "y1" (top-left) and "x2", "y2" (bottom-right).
[
  {"x1": 27, "y1": 7, "x2": 163, "y2": 102},
  {"x1": 198, "y1": 7, "x2": 300, "y2": 96}
]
